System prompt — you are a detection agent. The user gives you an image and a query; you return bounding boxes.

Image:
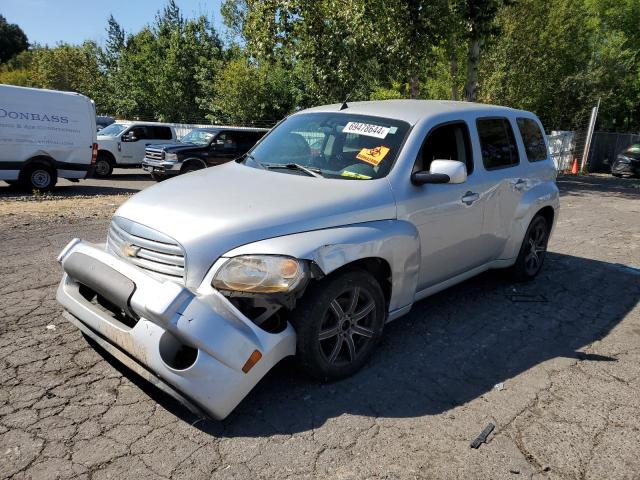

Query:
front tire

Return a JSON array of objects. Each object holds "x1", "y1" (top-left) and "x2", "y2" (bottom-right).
[
  {"x1": 511, "y1": 214, "x2": 550, "y2": 282},
  {"x1": 290, "y1": 269, "x2": 386, "y2": 380}
]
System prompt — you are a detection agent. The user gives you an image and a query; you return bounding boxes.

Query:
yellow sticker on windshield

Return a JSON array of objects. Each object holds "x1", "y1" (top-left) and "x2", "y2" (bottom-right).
[{"x1": 356, "y1": 146, "x2": 390, "y2": 166}]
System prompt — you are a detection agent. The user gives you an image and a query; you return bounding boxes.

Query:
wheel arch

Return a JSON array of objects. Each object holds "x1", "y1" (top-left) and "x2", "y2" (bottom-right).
[
  {"x1": 220, "y1": 220, "x2": 421, "y2": 314},
  {"x1": 97, "y1": 150, "x2": 116, "y2": 164},
  {"x1": 180, "y1": 157, "x2": 207, "y2": 173},
  {"x1": 500, "y1": 182, "x2": 560, "y2": 260}
]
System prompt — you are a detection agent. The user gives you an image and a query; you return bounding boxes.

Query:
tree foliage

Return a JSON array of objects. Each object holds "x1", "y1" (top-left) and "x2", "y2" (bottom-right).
[
  {"x1": 0, "y1": 0, "x2": 639, "y2": 131},
  {"x1": 0, "y1": 14, "x2": 28, "y2": 63}
]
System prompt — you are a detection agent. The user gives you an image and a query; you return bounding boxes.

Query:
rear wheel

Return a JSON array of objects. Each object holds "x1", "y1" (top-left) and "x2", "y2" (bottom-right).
[
  {"x1": 93, "y1": 153, "x2": 113, "y2": 178},
  {"x1": 511, "y1": 214, "x2": 550, "y2": 282},
  {"x1": 19, "y1": 163, "x2": 57, "y2": 192},
  {"x1": 290, "y1": 269, "x2": 386, "y2": 380}
]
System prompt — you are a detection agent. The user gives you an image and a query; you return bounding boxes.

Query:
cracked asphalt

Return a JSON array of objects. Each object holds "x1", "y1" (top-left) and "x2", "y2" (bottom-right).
[{"x1": 1, "y1": 174, "x2": 639, "y2": 479}]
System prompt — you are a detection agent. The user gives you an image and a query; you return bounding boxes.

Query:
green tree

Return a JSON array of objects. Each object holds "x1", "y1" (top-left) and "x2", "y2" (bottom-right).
[
  {"x1": 0, "y1": 14, "x2": 28, "y2": 63},
  {"x1": 204, "y1": 58, "x2": 297, "y2": 124}
]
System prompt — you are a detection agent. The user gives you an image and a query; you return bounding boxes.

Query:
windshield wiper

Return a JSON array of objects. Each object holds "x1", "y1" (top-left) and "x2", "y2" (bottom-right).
[
  {"x1": 239, "y1": 152, "x2": 266, "y2": 169},
  {"x1": 265, "y1": 163, "x2": 323, "y2": 178}
]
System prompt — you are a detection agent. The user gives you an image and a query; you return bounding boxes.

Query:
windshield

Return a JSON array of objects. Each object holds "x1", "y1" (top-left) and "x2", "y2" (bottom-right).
[
  {"x1": 245, "y1": 112, "x2": 411, "y2": 179},
  {"x1": 180, "y1": 129, "x2": 216, "y2": 145},
  {"x1": 98, "y1": 123, "x2": 128, "y2": 137}
]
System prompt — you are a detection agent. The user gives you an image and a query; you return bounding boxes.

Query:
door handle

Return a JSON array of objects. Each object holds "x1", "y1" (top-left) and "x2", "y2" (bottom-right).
[
  {"x1": 514, "y1": 178, "x2": 526, "y2": 190},
  {"x1": 461, "y1": 191, "x2": 480, "y2": 205}
]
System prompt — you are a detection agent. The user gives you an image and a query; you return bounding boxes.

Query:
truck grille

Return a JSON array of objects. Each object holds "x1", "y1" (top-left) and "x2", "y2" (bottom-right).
[
  {"x1": 106, "y1": 217, "x2": 185, "y2": 283},
  {"x1": 145, "y1": 148, "x2": 164, "y2": 161}
]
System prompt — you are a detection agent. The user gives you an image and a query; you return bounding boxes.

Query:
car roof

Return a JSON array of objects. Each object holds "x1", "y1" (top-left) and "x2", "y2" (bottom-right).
[{"x1": 298, "y1": 99, "x2": 530, "y2": 125}]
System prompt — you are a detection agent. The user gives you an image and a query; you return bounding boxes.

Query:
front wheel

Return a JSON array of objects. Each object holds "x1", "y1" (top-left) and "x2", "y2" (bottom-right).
[
  {"x1": 290, "y1": 269, "x2": 386, "y2": 380},
  {"x1": 511, "y1": 214, "x2": 550, "y2": 282}
]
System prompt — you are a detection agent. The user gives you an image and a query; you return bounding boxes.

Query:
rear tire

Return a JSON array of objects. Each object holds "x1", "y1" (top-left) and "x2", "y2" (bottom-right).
[
  {"x1": 511, "y1": 214, "x2": 550, "y2": 282},
  {"x1": 19, "y1": 163, "x2": 57, "y2": 192},
  {"x1": 93, "y1": 154, "x2": 113, "y2": 178},
  {"x1": 290, "y1": 269, "x2": 386, "y2": 381}
]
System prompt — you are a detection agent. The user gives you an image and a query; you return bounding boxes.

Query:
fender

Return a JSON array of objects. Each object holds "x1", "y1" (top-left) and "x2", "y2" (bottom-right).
[
  {"x1": 499, "y1": 180, "x2": 560, "y2": 260},
  {"x1": 222, "y1": 220, "x2": 421, "y2": 314}
]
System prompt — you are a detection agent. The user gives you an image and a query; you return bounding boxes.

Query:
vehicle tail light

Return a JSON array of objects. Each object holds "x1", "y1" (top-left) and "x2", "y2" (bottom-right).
[
  {"x1": 91, "y1": 143, "x2": 98, "y2": 164},
  {"x1": 241, "y1": 350, "x2": 262, "y2": 373}
]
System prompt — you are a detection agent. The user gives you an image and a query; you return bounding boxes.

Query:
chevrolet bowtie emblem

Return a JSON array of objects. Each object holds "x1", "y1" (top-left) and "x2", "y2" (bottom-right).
[{"x1": 122, "y1": 243, "x2": 141, "y2": 258}]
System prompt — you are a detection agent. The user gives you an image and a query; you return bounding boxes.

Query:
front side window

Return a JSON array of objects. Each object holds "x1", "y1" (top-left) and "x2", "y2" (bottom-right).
[
  {"x1": 98, "y1": 123, "x2": 127, "y2": 137},
  {"x1": 181, "y1": 129, "x2": 216, "y2": 145},
  {"x1": 245, "y1": 113, "x2": 410, "y2": 180},
  {"x1": 517, "y1": 117, "x2": 547, "y2": 162},
  {"x1": 476, "y1": 118, "x2": 520, "y2": 170},
  {"x1": 416, "y1": 122, "x2": 473, "y2": 174}
]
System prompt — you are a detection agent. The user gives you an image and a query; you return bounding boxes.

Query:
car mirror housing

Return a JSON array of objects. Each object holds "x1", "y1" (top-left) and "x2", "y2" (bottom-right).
[{"x1": 411, "y1": 159, "x2": 467, "y2": 185}]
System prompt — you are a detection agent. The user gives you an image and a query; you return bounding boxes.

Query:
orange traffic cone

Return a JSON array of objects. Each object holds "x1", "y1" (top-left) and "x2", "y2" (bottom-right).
[{"x1": 571, "y1": 158, "x2": 579, "y2": 174}]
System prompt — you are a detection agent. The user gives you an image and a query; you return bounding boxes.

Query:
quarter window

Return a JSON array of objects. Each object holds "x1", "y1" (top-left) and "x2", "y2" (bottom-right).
[
  {"x1": 476, "y1": 118, "x2": 520, "y2": 170},
  {"x1": 516, "y1": 117, "x2": 547, "y2": 162}
]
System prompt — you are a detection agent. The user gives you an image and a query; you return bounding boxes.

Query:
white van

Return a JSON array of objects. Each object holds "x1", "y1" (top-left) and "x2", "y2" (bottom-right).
[
  {"x1": 95, "y1": 122, "x2": 177, "y2": 177},
  {"x1": 0, "y1": 84, "x2": 97, "y2": 191}
]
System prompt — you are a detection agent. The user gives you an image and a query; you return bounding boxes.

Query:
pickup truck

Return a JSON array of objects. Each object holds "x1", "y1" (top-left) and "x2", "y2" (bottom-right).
[
  {"x1": 56, "y1": 100, "x2": 559, "y2": 419},
  {"x1": 142, "y1": 127, "x2": 267, "y2": 181},
  {"x1": 94, "y1": 122, "x2": 177, "y2": 178}
]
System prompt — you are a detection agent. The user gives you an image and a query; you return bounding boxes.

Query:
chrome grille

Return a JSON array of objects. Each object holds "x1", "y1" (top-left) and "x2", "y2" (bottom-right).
[
  {"x1": 145, "y1": 148, "x2": 164, "y2": 161},
  {"x1": 106, "y1": 217, "x2": 185, "y2": 283}
]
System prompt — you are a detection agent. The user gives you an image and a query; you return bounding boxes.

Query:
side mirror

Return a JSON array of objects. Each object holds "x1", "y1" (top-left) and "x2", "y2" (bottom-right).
[{"x1": 411, "y1": 159, "x2": 467, "y2": 185}]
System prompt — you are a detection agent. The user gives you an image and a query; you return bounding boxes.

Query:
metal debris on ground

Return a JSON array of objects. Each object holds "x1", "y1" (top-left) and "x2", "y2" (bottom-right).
[
  {"x1": 470, "y1": 422, "x2": 495, "y2": 449},
  {"x1": 494, "y1": 382, "x2": 505, "y2": 391},
  {"x1": 509, "y1": 294, "x2": 548, "y2": 303}
]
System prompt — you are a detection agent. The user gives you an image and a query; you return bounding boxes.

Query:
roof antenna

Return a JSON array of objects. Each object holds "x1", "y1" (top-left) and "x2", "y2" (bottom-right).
[{"x1": 340, "y1": 94, "x2": 350, "y2": 111}]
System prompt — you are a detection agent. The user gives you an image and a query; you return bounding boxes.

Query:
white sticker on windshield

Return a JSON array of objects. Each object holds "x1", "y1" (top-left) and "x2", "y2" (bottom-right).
[{"x1": 342, "y1": 122, "x2": 390, "y2": 139}]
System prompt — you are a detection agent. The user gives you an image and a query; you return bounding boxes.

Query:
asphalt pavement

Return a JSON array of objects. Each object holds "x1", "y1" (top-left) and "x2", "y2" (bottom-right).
[{"x1": 1, "y1": 174, "x2": 639, "y2": 479}]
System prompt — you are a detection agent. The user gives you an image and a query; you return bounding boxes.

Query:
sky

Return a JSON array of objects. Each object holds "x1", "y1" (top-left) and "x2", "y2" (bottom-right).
[{"x1": 1, "y1": 0, "x2": 226, "y2": 47}]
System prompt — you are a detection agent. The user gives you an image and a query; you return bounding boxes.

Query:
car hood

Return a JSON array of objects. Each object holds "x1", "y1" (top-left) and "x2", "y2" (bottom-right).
[
  {"x1": 114, "y1": 161, "x2": 397, "y2": 286},
  {"x1": 146, "y1": 143, "x2": 201, "y2": 152}
]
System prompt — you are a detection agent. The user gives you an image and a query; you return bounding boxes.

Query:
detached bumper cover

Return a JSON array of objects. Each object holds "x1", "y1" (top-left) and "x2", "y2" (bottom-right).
[{"x1": 56, "y1": 239, "x2": 296, "y2": 419}]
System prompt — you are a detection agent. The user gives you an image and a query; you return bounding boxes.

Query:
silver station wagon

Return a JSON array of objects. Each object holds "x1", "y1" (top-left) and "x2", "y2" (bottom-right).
[{"x1": 57, "y1": 100, "x2": 559, "y2": 419}]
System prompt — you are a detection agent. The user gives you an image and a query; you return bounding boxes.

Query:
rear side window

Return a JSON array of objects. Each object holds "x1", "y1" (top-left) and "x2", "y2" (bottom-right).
[
  {"x1": 149, "y1": 126, "x2": 173, "y2": 140},
  {"x1": 476, "y1": 118, "x2": 520, "y2": 170},
  {"x1": 516, "y1": 118, "x2": 547, "y2": 162}
]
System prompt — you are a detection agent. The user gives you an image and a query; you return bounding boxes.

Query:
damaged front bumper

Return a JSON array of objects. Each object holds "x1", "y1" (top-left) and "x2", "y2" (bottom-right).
[{"x1": 56, "y1": 239, "x2": 296, "y2": 420}]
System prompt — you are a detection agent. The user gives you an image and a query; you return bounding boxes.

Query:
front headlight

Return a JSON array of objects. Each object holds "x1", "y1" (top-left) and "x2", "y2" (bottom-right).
[
  {"x1": 212, "y1": 255, "x2": 306, "y2": 293},
  {"x1": 164, "y1": 152, "x2": 178, "y2": 161}
]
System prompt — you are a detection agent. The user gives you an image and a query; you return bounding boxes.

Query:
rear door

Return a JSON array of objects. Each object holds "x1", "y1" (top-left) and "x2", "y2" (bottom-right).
[{"x1": 474, "y1": 117, "x2": 527, "y2": 258}]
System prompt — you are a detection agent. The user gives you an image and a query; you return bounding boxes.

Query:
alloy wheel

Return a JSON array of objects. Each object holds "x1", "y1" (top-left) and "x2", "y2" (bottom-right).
[
  {"x1": 524, "y1": 219, "x2": 548, "y2": 276},
  {"x1": 318, "y1": 286, "x2": 377, "y2": 366}
]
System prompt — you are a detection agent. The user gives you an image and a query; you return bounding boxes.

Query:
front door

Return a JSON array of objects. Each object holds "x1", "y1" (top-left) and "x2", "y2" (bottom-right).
[
  {"x1": 404, "y1": 121, "x2": 496, "y2": 290},
  {"x1": 207, "y1": 131, "x2": 239, "y2": 165}
]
